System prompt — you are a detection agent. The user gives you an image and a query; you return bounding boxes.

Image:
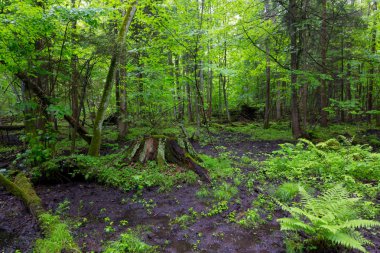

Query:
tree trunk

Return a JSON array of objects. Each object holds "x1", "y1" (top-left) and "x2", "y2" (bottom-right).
[
  {"x1": 276, "y1": 81, "x2": 282, "y2": 120},
  {"x1": 222, "y1": 41, "x2": 230, "y2": 122},
  {"x1": 289, "y1": 0, "x2": 303, "y2": 138},
  {"x1": 320, "y1": 0, "x2": 328, "y2": 127},
  {"x1": 174, "y1": 54, "x2": 183, "y2": 121},
  {"x1": 70, "y1": 0, "x2": 80, "y2": 153},
  {"x1": 264, "y1": 40, "x2": 271, "y2": 129},
  {"x1": 346, "y1": 63, "x2": 352, "y2": 122},
  {"x1": 118, "y1": 49, "x2": 128, "y2": 139},
  {"x1": 368, "y1": 1, "x2": 377, "y2": 123},
  {"x1": 88, "y1": 3, "x2": 137, "y2": 156}
]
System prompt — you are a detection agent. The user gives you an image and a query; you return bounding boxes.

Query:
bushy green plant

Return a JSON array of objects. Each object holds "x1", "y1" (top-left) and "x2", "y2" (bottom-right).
[
  {"x1": 278, "y1": 185, "x2": 380, "y2": 253},
  {"x1": 103, "y1": 229, "x2": 156, "y2": 253},
  {"x1": 18, "y1": 131, "x2": 56, "y2": 167},
  {"x1": 274, "y1": 182, "x2": 300, "y2": 203},
  {"x1": 237, "y1": 208, "x2": 261, "y2": 228},
  {"x1": 200, "y1": 154, "x2": 235, "y2": 179},
  {"x1": 170, "y1": 208, "x2": 199, "y2": 229},
  {"x1": 212, "y1": 182, "x2": 238, "y2": 202}
]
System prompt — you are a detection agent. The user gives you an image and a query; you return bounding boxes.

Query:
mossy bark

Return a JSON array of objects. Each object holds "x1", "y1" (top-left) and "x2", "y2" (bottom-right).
[
  {"x1": 0, "y1": 173, "x2": 43, "y2": 217},
  {"x1": 0, "y1": 173, "x2": 79, "y2": 251},
  {"x1": 88, "y1": 4, "x2": 137, "y2": 156}
]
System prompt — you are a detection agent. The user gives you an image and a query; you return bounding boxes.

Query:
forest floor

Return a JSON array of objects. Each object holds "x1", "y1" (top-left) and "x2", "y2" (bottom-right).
[{"x1": 0, "y1": 123, "x2": 379, "y2": 252}]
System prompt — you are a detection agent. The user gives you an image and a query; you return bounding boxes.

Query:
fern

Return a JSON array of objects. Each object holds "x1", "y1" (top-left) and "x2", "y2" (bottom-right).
[{"x1": 278, "y1": 185, "x2": 380, "y2": 253}]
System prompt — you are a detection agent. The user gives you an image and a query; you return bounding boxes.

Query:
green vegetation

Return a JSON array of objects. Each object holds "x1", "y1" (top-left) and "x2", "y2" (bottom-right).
[
  {"x1": 237, "y1": 208, "x2": 261, "y2": 228},
  {"x1": 0, "y1": 0, "x2": 379, "y2": 251},
  {"x1": 103, "y1": 230, "x2": 156, "y2": 253},
  {"x1": 224, "y1": 122, "x2": 293, "y2": 141},
  {"x1": 265, "y1": 138, "x2": 380, "y2": 199},
  {"x1": 34, "y1": 213, "x2": 78, "y2": 253},
  {"x1": 274, "y1": 182, "x2": 301, "y2": 203},
  {"x1": 278, "y1": 185, "x2": 380, "y2": 253}
]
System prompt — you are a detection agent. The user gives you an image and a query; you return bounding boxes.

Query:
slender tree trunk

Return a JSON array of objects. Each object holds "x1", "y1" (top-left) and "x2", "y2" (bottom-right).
[
  {"x1": 88, "y1": 3, "x2": 137, "y2": 156},
  {"x1": 320, "y1": 0, "x2": 328, "y2": 127},
  {"x1": 222, "y1": 41, "x2": 230, "y2": 122},
  {"x1": 174, "y1": 54, "x2": 183, "y2": 121},
  {"x1": 289, "y1": 0, "x2": 303, "y2": 138},
  {"x1": 276, "y1": 81, "x2": 282, "y2": 120},
  {"x1": 118, "y1": 49, "x2": 128, "y2": 138},
  {"x1": 70, "y1": 0, "x2": 79, "y2": 153},
  {"x1": 340, "y1": 37, "x2": 345, "y2": 122},
  {"x1": 369, "y1": 1, "x2": 377, "y2": 124},
  {"x1": 264, "y1": 40, "x2": 271, "y2": 129},
  {"x1": 346, "y1": 63, "x2": 352, "y2": 122}
]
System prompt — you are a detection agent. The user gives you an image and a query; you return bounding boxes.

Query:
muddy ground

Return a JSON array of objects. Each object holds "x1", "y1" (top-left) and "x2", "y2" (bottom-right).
[{"x1": 0, "y1": 131, "x2": 378, "y2": 252}]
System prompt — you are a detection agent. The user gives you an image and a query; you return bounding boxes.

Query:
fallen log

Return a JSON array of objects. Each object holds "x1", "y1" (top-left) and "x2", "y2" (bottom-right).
[
  {"x1": 0, "y1": 172, "x2": 79, "y2": 252},
  {"x1": 0, "y1": 125, "x2": 25, "y2": 131}
]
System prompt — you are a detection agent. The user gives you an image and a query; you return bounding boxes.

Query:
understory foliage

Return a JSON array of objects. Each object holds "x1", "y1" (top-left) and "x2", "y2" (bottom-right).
[
  {"x1": 103, "y1": 229, "x2": 156, "y2": 253},
  {"x1": 265, "y1": 137, "x2": 380, "y2": 199},
  {"x1": 278, "y1": 185, "x2": 380, "y2": 253},
  {"x1": 34, "y1": 213, "x2": 78, "y2": 253}
]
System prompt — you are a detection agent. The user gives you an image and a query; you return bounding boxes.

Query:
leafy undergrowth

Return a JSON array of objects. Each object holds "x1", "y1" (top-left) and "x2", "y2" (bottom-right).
[
  {"x1": 261, "y1": 137, "x2": 380, "y2": 252},
  {"x1": 278, "y1": 185, "x2": 380, "y2": 253},
  {"x1": 36, "y1": 153, "x2": 199, "y2": 193},
  {"x1": 34, "y1": 213, "x2": 79, "y2": 253},
  {"x1": 265, "y1": 137, "x2": 380, "y2": 199},
  {"x1": 103, "y1": 229, "x2": 156, "y2": 253},
  {"x1": 4, "y1": 124, "x2": 380, "y2": 253}
]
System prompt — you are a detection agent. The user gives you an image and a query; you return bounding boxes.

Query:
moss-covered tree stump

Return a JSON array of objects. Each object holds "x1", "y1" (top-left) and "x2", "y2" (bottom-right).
[{"x1": 125, "y1": 136, "x2": 211, "y2": 183}]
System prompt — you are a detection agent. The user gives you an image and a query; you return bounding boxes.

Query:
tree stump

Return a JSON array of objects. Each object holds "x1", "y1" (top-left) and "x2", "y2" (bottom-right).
[{"x1": 125, "y1": 135, "x2": 211, "y2": 183}]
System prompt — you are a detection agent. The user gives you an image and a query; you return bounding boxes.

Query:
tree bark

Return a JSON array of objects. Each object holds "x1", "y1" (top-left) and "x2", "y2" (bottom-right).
[
  {"x1": 118, "y1": 50, "x2": 128, "y2": 139},
  {"x1": 264, "y1": 40, "x2": 271, "y2": 129},
  {"x1": 88, "y1": 3, "x2": 137, "y2": 156},
  {"x1": 289, "y1": 0, "x2": 303, "y2": 138},
  {"x1": 369, "y1": 1, "x2": 377, "y2": 123},
  {"x1": 70, "y1": 0, "x2": 80, "y2": 153},
  {"x1": 222, "y1": 41, "x2": 230, "y2": 122},
  {"x1": 125, "y1": 136, "x2": 211, "y2": 183},
  {"x1": 320, "y1": 0, "x2": 328, "y2": 127}
]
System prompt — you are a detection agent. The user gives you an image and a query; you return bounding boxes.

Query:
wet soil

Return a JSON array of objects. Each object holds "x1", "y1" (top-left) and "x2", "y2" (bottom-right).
[
  {"x1": 0, "y1": 190, "x2": 40, "y2": 252},
  {"x1": 191, "y1": 131, "x2": 285, "y2": 161},
  {"x1": 32, "y1": 180, "x2": 284, "y2": 253},
  {"x1": 1, "y1": 130, "x2": 378, "y2": 252}
]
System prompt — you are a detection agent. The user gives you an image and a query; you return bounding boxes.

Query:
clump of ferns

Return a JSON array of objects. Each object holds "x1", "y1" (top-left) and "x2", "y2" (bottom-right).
[{"x1": 277, "y1": 185, "x2": 380, "y2": 253}]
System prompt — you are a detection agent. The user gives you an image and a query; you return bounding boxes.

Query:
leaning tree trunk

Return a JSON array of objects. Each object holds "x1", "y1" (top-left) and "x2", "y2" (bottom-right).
[
  {"x1": 88, "y1": 3, "x2": 137, "y2": 156},
  {"x1": 125, "y1": 136, "x2": 211, "y2": 183}
]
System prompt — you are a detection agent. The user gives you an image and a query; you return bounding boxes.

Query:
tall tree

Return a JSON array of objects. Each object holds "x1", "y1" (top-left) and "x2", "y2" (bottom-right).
[{"x1": 88, "y1": 3, "x2": 137, "y2": 156}]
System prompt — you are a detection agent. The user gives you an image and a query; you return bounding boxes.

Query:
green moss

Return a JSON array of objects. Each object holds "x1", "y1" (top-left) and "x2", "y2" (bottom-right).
[{"x1": 34, "y1": 213, "x2": 78, "y2": 253}]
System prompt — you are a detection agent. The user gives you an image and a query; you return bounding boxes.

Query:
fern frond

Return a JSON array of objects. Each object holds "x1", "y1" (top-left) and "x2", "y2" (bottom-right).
[
  {"x1": 325, "y1": 231, "x2": 368, "y2": 253},
  {"x1": 278, "y1": 218, "x2": 315, "y2": 234},
  {"x1": 342, "y1": 219, "x2": 380, "y2": 229}
]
